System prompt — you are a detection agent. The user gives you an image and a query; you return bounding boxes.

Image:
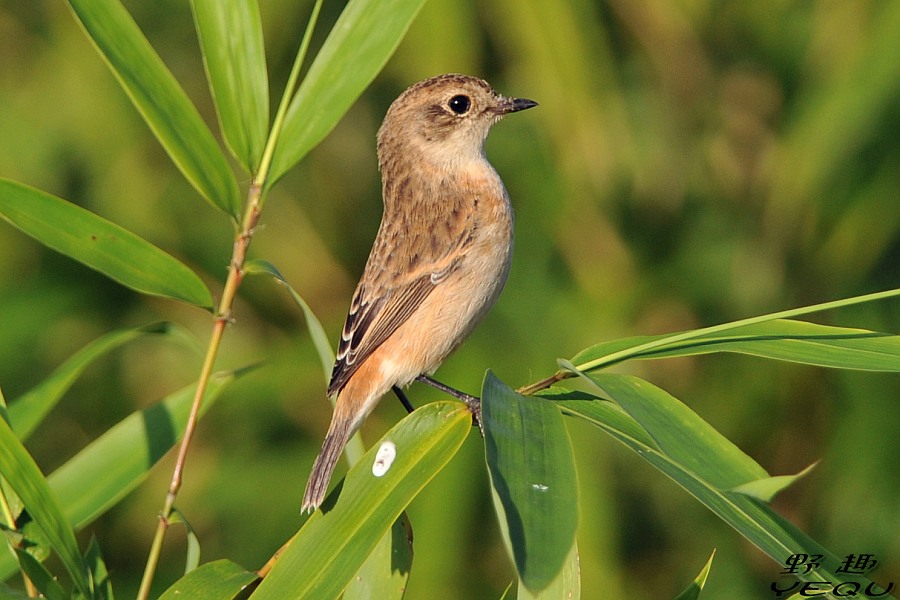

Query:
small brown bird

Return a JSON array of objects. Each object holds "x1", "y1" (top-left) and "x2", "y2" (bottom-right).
[{"x1": 301, "y1": 74, "x2": 537, "y2": 513}]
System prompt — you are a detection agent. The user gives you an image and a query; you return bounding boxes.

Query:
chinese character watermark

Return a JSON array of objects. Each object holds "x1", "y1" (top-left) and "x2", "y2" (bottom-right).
[{"x1": 771, "y1": 553, "x2": 894, "y2": 598}]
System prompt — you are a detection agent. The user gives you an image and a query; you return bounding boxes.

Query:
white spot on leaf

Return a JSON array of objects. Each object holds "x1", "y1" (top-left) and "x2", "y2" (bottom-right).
[{"x1": 372, "y1": 441, "x2": 397, "y2": 477}]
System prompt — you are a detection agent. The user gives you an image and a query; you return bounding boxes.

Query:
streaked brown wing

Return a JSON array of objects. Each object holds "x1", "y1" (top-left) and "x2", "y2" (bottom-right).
[{"x1": 326, "y1": 273, "x2": 439, "y2": 396}]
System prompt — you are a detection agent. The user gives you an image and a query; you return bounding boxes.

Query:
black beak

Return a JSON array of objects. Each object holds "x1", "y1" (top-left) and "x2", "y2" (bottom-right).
[{"x1": 499, "y1": 96, "x2": 539, "y2": 114}]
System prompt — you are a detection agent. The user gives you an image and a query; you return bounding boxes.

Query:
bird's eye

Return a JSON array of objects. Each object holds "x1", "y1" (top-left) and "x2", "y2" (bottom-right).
[{"x1": 448, "y1": 95, "x2": 471, "y2": 115}]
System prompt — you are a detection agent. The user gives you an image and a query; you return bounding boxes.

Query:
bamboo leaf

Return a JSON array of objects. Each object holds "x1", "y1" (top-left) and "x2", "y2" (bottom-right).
[
  {"x1": 0, "y1": 180, "x2": 213, "y2": 309},
  {"x1": 243, "y1": 259, "x2": 369, "y2": 467},
  {"x1": 158, "y1": 559, "x2": 259, "y2": 600},
  {"x1": 673, "y1": 550, "x2": 715, "y2": 600},
  {"x1": 250, "y1": 402, "x2": 470, "y2": 600},
  {"x1": 342, "y1": 513, "x2": 413, "y2": 600},
  {"x1": 513, "y1": 539, "x2": 580, "y2": 600},
  {"x1": 571, "y1": 319, "x2": 900, "y2": 373},
  {"x1": 730, "y1": 463, "x2": 818, "y2": 503},
  {"x1": 12, "y1": 548, "x2": 68, "y2": 600},
  {"x1": 244, "y1": 259, "x2": 334, "y2": 380},
  {"x1": 553, "y1": 378, "x2": 886, "y2": 595},
  {"x1": 50, "y1": 371, "x2": 240, "y2": 531},
  {"x1": 168, "y1": 509, "x2": 202, "y2": 575},
  {"x1": 191, "y1": 0, "x2": 269, "y2": 172},
  {"x1": 65, "y1": 0, "x2": 241, "y2": 217},
  {"x1": 482, "y1": 372, "x2": 579, "y2": 593},
  {"x1": 268, "y1": 0, "x2": 429, "y2": 183},
  {"x1": 8, "y1": 323, "x2": 179, "y2": 441},
  {"x1": 84, "y1": 537, "x2": 115, "y2": 600},
  {"x1": 0, "y1": 420, "x2": 91, "y2": 596},
  {"x1": 578, "y1": 372, "x2": 767, "y2": 488},
  {"x1": 243, "y1": 259, "x2": 403, "y2": 599},
  {"x1": 0, "y1": 370, "x2": 244, "y2": 581}
]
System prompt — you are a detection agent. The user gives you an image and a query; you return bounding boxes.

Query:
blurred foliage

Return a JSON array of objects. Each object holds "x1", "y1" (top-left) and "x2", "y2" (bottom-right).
[{"x1": 0, "y1": 0, "x2": 898, "y2": 598}]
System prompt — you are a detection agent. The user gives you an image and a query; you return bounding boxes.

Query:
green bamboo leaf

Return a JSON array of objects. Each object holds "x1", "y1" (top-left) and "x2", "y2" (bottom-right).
[
  {"x1": 84, "y1": 537, "x2": 114, "y2": 600},
  {"x1": 243, "y1": 259, "x2": 334, "y2": 380},
  {"x1": 244, "y1": 257, "x2": 401, "y2": 600},
  {"x1": 243, "y1": 259, "x2": 368, "y2": 469},
  {"x1": 731, "y1": 463, "x2": 818, "y2": 503},
  {"x1": 8, "y1": 323, "x2": 177, "y2": 441},
  {"x1": 554, "y1": 379, "x2": 888, "y2": 596},
  {"x1": 12, "y1": 548, "x2": 68, "y2": 600},
  {"x1": 0, "y1": 420, "x2": 91, "y2": 597},
  {"x1": 0, "y1": 180, "x2": 214, "y2": 309},
  {"x1": 579, "y1": 372, "x2": 767, "y2": 488},
  {"x1": 158, "y1": 559, "x2": 259, "y2": 600},
  {"x1": 343, "y1": 513, "x2": 413, "y2": 600},
  {"x1": 571, "y1": 319, "x2": 900, "y2": 373},
  {"x1": 0, "y1": 370, "x2": 243, "y2": 581},
  {"x1": 567, "y1": 289, "x2": 900, "y2": 374},
  {"x1": 673, "y1": 550, "x2": 715, "y2": 600},
  {"x1": 191, "y1": 0, "x2": 269, "y2": 173},
  {"x1": 482, "y1": 372, "x2": 579, "y2": 593},
  {"x1": 250, "y1": 402, "x2": 471, "y2": 600},
  {"x1": 168, "y1": 509, "x2": 202, "y2": 575},
  {"x1": 268, "y1": 0, "x2": 429, "y2": 183},
  {"x1": 65, "y1": 0, "x2": 241, "y2": 218},
  {"x1": 513, "y1": 539, "x2": 580, "y2": 600},
  {"x1": 50, "y1": 371, "x2": 240, "y2": 531}
]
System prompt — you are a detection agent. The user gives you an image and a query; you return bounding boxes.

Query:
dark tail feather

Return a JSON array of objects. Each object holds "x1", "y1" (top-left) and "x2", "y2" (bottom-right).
[{"x1": 301, "y1": 422, "x2": 352, "y2": 513}]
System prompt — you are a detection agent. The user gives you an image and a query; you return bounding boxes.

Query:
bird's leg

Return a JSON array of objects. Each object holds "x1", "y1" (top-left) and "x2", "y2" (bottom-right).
[
  {"x1": 392, "y1": 385, "x2": 415, "y2": 414},
  {"x1": 415, "y1": 375, "x2": 482, "y2": 433}
]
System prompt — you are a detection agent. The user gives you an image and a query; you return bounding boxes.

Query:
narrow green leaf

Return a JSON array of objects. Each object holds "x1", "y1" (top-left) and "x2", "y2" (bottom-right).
[
  {"x1": 12, "y1": 548, "x2": 68, "y2": 600},
  {"x1": 244, "y1": 256, "x2": 398, "y2": 600},
  {"x1": 244, "y1": 259, "x2": 334, "y2": 380},
  {"x1": 8, "y1": 323, "x2": 175, "y2": 440},
  {"x1": 268, "y1": 0, "x2": 429, "y2": 183},
  {"x1": 555, "y1": 381, "x2": 887, "y2": 595},
  {"x1": 65, "y1": 0, "x2": 241, "y2": 217},
  {"x1": 482, "y1": 372, "x2": 579, "y2": 593},
  {"x1": 571, "y1": 288, "x2": 900, "y2": 372},
  {"x1": 343, "y1": 513, "x2": 413, "y2": 600},
  {"x1": 514, "y1": 540, "x2": 580, "y2": 600},
  {"x1": 84, "y1": 537, "x2": 115, "y2": 600},
  {"x1": 582, "y1": 372, "x2": 768, "y2": 488},
  {"x1": 168, "y1": 509, "x2": 202, "y2": 575},
  {"x1": 158, "y1": 559, "x2": 259, "y2": 600},
  {"x1": 673, "y1": 550, "x2": 715, "y2": 600},
  {"x1": 0, "y1": 370, "x2": 243, "y2": 582},
  {"x1": 243, "y1": 259, "x2": 369, "y2": 467},
  {"x1": 546, "y1": 389, "x2": 657, "y2": 450},
  {"x1": 250, "y1": 402, "x2": 471, "y2": 600},
  {"x1": 571, "y1": 319, "x2": 900, "y2": 373},
  {"x1": 0, "y1": 420, "x2": 91, "y2": 596},
  {"x1": 50, "y1": 371, "x2": 239, "y2": 531},
  {"x1": 191, "y1": 0, "x2": 269, "y2": 172},
  {"x1": 0, "y1": 180, "x2": 213, "y2": 309},
  {"x1": 731, "y1": 463, "x2": 818, "y2": 503}
]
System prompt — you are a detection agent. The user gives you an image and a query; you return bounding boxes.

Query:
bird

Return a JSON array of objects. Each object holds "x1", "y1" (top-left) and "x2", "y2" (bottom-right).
[{"x1": 301, "y1": 74, "x2": 537, "y2": 513}]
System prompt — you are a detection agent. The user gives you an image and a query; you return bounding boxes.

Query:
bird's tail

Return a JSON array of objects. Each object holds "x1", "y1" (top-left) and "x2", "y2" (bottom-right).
[{"x1": 301, "y1": 417, "x2": 353, "y2": 513}]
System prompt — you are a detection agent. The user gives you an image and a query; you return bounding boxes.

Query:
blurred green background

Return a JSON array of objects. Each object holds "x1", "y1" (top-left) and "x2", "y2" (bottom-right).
[{"x1": 1, "y1": 0, "x2": 898, "y2": 597}]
